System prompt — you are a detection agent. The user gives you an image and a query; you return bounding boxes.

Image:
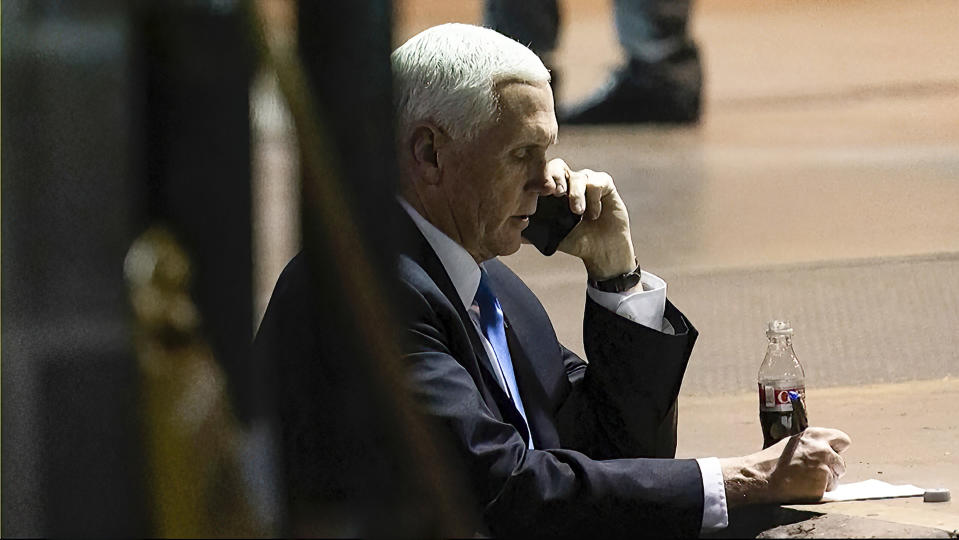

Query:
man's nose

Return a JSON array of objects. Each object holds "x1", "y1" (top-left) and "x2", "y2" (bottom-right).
[{"x1": 527, "y1": 161, "x2": 553, "y2": 194}]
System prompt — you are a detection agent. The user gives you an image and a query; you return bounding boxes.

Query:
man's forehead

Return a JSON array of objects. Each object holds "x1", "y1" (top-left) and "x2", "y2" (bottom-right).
[
  {"x1": 492, "y1": 81, "x2": 558, "y2": 142},
  {"x1": 495, "y1": 80, "x2": 552, "y2": 111}
]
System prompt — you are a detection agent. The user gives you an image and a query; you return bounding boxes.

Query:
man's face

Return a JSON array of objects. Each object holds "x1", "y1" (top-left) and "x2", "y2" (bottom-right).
[{"x1": 438, "y1": 81, "x2": 558, "y2": 262}]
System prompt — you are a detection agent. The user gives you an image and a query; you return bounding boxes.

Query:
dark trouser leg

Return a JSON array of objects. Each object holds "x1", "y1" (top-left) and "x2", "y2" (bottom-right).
[
  {"x1": 484, "y1": 0, "x2": 560, "y2": 56},
  {"x1": 484, "y1": 0, "x2": 562, "y2": 100}
]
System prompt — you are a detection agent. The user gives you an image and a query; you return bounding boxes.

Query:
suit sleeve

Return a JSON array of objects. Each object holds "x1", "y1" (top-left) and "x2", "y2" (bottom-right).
[
  {"x1": 556, "y1": 296, "x2": 698, "y2": 460},
  {"x1": 397, "y1": 276, "x2": 704, "y2": 537}
]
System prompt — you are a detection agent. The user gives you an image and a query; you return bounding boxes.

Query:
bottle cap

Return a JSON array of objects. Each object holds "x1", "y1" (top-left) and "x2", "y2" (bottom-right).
[
  {"x1": 767, "y1": 320, "x2": 794, "y2": 337},
  {"x1": 923, "y1": 488, "x2": 950, "y2": 502}
]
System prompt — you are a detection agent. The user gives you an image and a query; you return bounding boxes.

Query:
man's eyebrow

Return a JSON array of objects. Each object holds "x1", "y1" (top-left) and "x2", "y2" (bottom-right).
[{"x1": 514, "y1": 121, "x2": 557, "y2": 147}]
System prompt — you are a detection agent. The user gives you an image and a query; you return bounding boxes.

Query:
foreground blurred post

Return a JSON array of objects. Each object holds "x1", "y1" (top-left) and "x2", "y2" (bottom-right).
[
  {"x1": 249, "y1": 0, "x2": 477, "y2": 535},
  {"x1": 2, "y1": 1, "x2": 148, "y2": 535}
]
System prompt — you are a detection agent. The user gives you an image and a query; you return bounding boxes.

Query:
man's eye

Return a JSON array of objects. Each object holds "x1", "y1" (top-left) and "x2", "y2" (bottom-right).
[{"x1": 513, "y1": 148, "x2": 529, "y2": 160}]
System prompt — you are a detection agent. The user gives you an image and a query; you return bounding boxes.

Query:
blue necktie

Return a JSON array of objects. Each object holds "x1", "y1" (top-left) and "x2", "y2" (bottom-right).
[{"x1": 475, "y1": 270, "x2": 532, "y2": 445}]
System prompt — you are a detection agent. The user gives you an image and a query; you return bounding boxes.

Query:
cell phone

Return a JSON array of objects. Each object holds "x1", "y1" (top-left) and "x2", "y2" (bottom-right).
[{"x1": 521, "y1": 195, "x2": 582, "y2": 256}]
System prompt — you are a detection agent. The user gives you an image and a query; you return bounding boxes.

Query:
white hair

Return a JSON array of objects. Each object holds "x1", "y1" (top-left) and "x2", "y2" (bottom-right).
[{"x1": 391, "y1": 23, "x2": 551, "y2": 141}]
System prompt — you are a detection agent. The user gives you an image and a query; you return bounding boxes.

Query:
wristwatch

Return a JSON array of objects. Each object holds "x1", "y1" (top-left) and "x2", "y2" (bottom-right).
[{"x1": 588, "y1": 261, "x2": 642, "y2": 293}]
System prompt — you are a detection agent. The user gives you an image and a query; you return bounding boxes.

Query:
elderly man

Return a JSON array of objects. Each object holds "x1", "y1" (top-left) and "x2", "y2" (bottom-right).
[{"x1": 387, "y1": 23, "x2": 850, "y2": 537}]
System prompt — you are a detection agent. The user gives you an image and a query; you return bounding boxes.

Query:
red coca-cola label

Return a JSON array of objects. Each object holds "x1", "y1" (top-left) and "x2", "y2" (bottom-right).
[{"x1": 758, "y1": 383, "x2": 805, "y2": 412}]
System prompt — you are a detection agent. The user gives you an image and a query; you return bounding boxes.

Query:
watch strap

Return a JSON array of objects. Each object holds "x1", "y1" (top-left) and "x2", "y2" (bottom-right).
[{"x1": 589, "y1": 262, "x2": 642, "y2": 293}]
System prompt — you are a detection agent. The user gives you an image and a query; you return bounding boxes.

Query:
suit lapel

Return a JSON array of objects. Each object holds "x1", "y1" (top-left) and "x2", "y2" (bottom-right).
[{"x1": 397, "y1": 209, "x2": 531, "y2": 445}]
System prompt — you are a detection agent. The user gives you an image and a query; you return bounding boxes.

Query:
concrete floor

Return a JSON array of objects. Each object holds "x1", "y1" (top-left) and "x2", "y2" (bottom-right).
[
  {"x1": 391, "y1": 1, "x2": 959, "y2": 372},
  {"x1": 394, "y1": 0, "x2": 959, "y2": 276},
  {"x1": 255, "y1": 1, "x2": 959, "y2": 533}
]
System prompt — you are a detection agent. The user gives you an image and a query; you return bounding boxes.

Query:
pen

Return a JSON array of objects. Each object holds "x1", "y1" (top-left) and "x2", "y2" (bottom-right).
[{"x1": 788, "y1": 390, "x2": 809, "y2": 432}]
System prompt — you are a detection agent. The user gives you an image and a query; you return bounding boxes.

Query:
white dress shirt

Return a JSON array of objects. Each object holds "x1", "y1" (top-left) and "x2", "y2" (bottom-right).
[{"x1": 399, "y1": 198, "x2": 728, "y2": 532}]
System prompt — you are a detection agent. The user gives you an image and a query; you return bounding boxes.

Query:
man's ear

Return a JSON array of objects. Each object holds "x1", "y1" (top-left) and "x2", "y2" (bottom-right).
[{"x1": 410, "y1": 122, "x2": 449, "y2": 186}]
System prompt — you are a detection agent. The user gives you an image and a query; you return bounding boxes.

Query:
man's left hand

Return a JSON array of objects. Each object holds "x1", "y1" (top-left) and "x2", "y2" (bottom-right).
[{"x1": 544, "y1": 158, "x2": 637, "y2": 280}]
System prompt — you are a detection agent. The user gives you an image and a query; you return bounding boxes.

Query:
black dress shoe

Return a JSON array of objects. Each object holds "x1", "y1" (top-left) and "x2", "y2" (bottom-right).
[{"x1": 561, "y1": 44, "x2": 703, "y2": 125}]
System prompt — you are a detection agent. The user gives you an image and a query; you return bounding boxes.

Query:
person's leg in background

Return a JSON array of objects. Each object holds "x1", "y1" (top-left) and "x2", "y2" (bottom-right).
[
  {"x1": 483, "y1": 0, "x2": 562, "y2": 95},
  {"x1": 564, "y1": 0, "x2": 703, "y2": 124}
]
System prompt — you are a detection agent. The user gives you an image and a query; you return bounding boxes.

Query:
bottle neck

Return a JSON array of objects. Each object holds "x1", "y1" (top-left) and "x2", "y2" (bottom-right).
[
  {"x1": 761, "y1": 334, "x2": 804, "y2": 382},
  {"x1": 767, "y1": 335, "x2": 793, "y2": 350}
]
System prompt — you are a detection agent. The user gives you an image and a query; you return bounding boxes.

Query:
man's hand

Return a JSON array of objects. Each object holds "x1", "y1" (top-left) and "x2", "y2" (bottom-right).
[
  {"x1": 543, "y1": 158, "x2": 637, "y2": 280},
  {"x1": 720, "y1": 427, "x2": 852, "y2": 508}
]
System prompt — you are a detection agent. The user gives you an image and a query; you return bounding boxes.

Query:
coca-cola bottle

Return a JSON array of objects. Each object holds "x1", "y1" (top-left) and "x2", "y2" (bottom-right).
[{"x1": 758, "y1": 320, "x2": 807, "y2": 448}]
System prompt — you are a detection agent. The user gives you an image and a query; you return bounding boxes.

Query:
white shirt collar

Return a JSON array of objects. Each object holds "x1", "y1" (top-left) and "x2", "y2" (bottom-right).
[{"x1": 399, "y1": 197, "x2": 481, "y2": 311}]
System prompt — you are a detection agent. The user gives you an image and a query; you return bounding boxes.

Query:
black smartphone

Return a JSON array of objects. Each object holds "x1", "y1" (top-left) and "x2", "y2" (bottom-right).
[{"x1": 521, "y1": 195, "x2": 582, "y2": 256}]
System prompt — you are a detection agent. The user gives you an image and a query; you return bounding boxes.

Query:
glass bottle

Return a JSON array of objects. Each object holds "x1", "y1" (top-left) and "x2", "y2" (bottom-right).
[{"x1": 758, "y1": 320, "x2": 807, "y2": 448}]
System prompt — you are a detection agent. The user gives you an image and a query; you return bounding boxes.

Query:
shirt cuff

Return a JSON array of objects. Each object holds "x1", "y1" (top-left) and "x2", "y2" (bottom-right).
[
  {"x1": 586, "y1": 270, "x2": 669, "y2": 333},
  {"x1": 696, "y1": 457, "x2": 729, "y2": 532}
]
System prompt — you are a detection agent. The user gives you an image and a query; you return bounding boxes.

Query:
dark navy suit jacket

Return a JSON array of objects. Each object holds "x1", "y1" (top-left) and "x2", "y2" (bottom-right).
[{"x1": 395, "y1": 210, "x2": 705, "y2": 537}]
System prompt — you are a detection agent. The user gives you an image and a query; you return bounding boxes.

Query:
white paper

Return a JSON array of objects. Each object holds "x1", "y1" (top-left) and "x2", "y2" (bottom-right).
[{"x1": 820, "y1": 479, "x2": 925, "y2": 502}]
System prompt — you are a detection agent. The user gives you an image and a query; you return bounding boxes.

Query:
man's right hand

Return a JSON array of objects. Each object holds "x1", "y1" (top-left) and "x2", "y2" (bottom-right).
[
  {"x1": 720, "y1": 427, "x2": 852, "y2": 508},
  {"x1": 544, "y1": 158, "x2": 637, "y2": 281}
]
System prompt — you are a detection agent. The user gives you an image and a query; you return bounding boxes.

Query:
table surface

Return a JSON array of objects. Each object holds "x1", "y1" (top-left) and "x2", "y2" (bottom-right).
[
  {"x1": 710, "y1": 504, "x2": 955, "y2": 539},
  {"x1": 676, "y1": 379, "x2": 959, "y2": 536}
]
